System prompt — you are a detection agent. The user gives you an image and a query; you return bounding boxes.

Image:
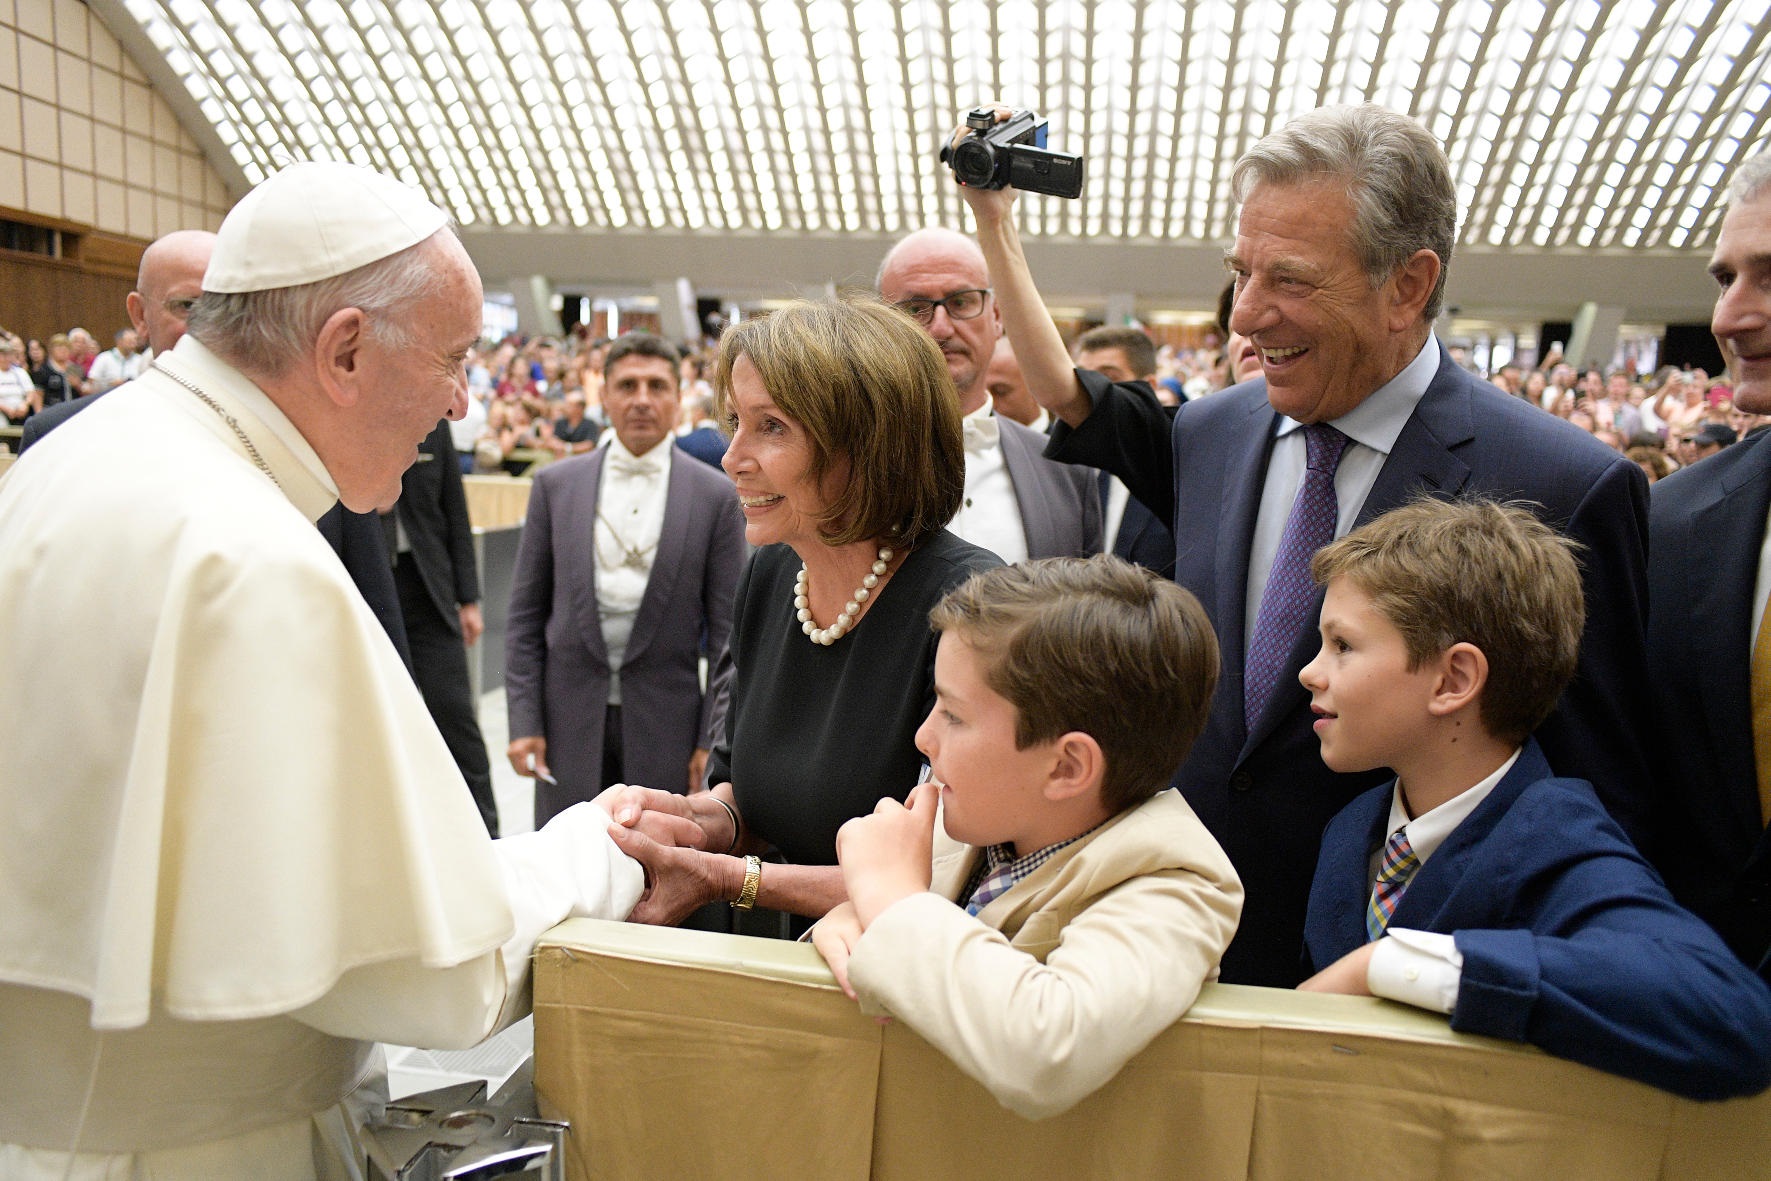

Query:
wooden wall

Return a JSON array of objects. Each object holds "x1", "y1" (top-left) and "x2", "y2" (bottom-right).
[{"x1": 0, "y1": 208, "x2": 144, "y2": 343}]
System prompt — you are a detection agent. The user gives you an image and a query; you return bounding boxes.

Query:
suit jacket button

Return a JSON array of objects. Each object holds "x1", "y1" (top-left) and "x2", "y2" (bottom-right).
[{"x1": 1230, "y1": 771, "x2": 1254, "y2": 793}]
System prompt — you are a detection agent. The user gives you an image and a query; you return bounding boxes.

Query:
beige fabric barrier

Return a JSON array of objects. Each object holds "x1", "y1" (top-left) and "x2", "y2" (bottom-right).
[
  {"x1": 462, "y1": 474, "x2": 532, "y2": 530},
  {"x1": 534, "y1": 919, "x2": 1771, "y2": 1181}
]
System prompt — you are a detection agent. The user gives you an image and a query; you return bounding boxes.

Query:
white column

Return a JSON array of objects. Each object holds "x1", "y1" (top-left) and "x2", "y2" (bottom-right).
[
  {"x1": 511, "y1": 275, "x2": 563, "y2": 337},
  {"x1": 1566, "y1": 303, "x2": 1625, "y2": 371}
]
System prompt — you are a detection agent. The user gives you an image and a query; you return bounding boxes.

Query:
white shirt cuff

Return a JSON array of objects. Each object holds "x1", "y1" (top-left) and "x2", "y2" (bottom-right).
[{"x1": 1367, "y1": 928, "x2": 1462, "y2": 1014}]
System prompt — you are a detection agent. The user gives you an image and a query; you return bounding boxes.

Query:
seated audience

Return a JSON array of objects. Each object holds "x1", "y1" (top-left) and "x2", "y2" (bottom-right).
[
  {"x1": 1689, "y1": 420, "x2": 1736, "y2": 462},
  {"x1": 85, "y1": 327, "x2": 146, "y2": 394},
  {"x1": 1627, "y1": 444, "x2": 1672, "y2": 484},
  {"x1": 28, "y1": 332, "x2": 83, "y2": 412},
  {"x1": 1299, "y1": 498, "x2": 1771, "y2": 1101},
  {"x1": 548, "y1": 390, "x2": 602, "y2": 456},
  {"x1": 0, "y1": 338, "x2": 35, "y2": 425},
  {"x1": 812, "y1": 556, "x2": 1242, "y2": 1119}
]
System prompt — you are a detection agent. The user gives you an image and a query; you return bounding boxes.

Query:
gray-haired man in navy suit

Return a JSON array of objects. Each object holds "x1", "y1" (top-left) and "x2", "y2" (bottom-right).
[{"x1": 959, "y1": 103, "x2": 1655, "y2": 987}]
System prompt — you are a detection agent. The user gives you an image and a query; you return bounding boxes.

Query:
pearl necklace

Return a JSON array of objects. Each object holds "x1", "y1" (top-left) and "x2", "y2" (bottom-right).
[{"x1": 795, "y1": 546, "x2": 892, "y2": 646}]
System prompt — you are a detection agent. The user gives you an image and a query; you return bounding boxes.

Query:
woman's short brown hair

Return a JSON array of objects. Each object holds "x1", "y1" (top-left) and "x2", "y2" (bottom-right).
[
  {"x1": 929, "y1": 556, "x2": 1220, "y2": 814},
  {"x1": 713, "y1": 294, "x2": 963, "y2": 549}
]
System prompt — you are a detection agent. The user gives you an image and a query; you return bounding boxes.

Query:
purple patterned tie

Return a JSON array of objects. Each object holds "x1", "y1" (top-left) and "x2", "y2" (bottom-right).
[
  {"x1": 965, "y1": 847, "x2": 1016, "y2": 916},
  {"x1": 1244, "y1": 423, "x2": 1350, "y2": 732}
]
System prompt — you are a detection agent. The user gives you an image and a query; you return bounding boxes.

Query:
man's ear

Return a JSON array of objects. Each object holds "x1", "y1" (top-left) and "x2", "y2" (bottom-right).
[
  {"x1": 125, "y1": 292, "x2": 147, "y2": 339},
  {"x1": 1388, "y1": 249, "x2": 1441, "y2": 332},
  {"x1": 1042, "y1": 731, "x2": 1105, "y2": 803},
  {"x1": 1426, "y1": 642, "x2": 1488, "y2": 717},
  {"x1": 314, "y1": 306, "x2": 370, "y2": 409}
]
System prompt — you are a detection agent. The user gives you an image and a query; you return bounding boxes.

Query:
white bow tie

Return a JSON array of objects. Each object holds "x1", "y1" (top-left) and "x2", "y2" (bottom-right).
[
  {"x1": 609, "y1": 453, "x2": 663, "y2": 479},
  {"x1": 962, "y1": 415, "x2": 1000, "y2": 455}
]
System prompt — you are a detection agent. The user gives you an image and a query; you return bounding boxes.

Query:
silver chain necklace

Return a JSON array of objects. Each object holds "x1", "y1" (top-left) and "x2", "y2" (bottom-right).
[{"x1": 155, "y1": 362, "x2": 280, "y2": 489}]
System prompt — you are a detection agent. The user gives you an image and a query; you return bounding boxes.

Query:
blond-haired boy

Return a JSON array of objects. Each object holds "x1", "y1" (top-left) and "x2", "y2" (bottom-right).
[
  {"x1": 813, "y1": 556, "x2": 1242, "y2": 1118},
  {"x1": 1299, "y1": 497, "x2": 1771, "y2": 1100}
]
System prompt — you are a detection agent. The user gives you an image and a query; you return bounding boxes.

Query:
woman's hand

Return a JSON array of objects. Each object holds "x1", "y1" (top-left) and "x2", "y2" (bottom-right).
[{"x1": 594, "y1": 782, "x2": 731, "y2": 851}]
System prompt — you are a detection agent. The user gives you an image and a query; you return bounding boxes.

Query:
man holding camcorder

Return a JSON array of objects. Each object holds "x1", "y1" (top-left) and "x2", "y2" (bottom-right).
[{"x1": 952, "y1": 102, "x2": 1656, "y2": 990}]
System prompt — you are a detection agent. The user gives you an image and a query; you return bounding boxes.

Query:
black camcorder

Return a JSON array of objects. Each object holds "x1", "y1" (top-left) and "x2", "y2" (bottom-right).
[{"x1": 940, "y1": 108, "x2": 1086, "y2": 200}]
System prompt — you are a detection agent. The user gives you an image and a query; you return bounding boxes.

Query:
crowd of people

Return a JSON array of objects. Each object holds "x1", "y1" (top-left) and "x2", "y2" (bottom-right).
[{"x1": 2, "y1": 99, "x2": 1770, "y2": 1177}]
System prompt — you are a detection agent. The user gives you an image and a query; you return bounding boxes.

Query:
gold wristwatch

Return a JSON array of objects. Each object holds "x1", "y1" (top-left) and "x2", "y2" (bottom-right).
[{"x1": 730, "y1": 854, "x2": 762, "y2": 910}]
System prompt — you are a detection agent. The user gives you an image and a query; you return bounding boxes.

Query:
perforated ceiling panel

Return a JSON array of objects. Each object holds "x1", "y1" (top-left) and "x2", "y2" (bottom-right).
[{"x1": 107, "y1": 0, "x2": 1771, "y2": 253}]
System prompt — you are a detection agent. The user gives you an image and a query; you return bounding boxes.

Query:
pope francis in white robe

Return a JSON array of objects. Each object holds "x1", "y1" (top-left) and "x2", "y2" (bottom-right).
[{"x1": 0, "y1": 165, "x2": 644, "y2": 1178}]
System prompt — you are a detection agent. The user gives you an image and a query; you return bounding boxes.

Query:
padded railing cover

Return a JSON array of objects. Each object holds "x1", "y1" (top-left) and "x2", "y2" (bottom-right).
[{"x1": 534, "y1": 919, "x2": 1770, "y2": 1181}]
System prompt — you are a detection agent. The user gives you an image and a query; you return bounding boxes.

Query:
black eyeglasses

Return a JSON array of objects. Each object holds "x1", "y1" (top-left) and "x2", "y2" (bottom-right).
[{"x1": 894, "y1": 288, "x2": 991, "y2": 325}]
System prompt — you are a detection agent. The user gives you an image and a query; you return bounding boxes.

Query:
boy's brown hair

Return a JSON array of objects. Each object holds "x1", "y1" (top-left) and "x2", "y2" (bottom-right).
[
  {"x1": 929, "y1": 555, "x2": 1218, "y2": 814},
  {"x1": 1310, "y1": 497, "x2": 1584, "y2": 744}
]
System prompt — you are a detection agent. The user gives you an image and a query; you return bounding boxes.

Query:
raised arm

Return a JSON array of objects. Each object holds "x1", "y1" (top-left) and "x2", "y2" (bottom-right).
[
  {"x1": 949, "y1": 111, "x2": 1176, "y2": 521},
  {"x1": 957, "y1": 172, "x2": 1092, "y2": 428}
]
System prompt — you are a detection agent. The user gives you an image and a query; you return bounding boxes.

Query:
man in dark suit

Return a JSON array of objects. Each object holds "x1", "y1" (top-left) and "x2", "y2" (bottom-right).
[
  {"x1": 962, "y1": 103, "x2": 1654, "y2": 986},
  {"x1": 877, "y1": 228, "x2": 1101, "y2": 562},
  {"x1": 1646, "y1": 149, "x2": 1771, "y2": 978},
  {"x1": 385, "y1": 417, "x2": 498, "y2": 835},
  {"x1": 506, "y1": 333, "x2": 745, "y2": 828}
]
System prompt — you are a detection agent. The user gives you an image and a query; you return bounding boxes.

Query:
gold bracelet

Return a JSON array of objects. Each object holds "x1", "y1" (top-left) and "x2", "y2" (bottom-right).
[{"x1": 730, "y1": 854, "x2": 762, "y2": 910}]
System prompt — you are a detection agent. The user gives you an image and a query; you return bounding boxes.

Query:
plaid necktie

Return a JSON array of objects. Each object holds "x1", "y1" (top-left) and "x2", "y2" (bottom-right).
[
  {"x1": 1245, "y1": 423, "x2": 1350, "y2": 731},
  {"x1": 965, "y1": 847, "x2": 1017, "y2": 916},
  {"x1": 1751, "y1": 595, "x2": 1771, "y2": 828},
  {"x1": 1366, "y1": 828, "x2": 1421, "y2": 940}
]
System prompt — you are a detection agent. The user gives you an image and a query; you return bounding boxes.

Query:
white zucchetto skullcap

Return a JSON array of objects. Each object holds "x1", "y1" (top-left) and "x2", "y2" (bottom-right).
[{"x1": 204, "y1": 161, "x2": 450, "y2": 294}]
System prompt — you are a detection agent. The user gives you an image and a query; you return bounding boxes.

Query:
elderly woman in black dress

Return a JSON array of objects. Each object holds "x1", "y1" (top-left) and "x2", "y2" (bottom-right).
[{"x1": 603, "y1": 295, "x2": 1001, "y2": 926}]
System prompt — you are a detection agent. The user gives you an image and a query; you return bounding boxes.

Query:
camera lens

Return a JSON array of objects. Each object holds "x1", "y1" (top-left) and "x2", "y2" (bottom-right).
[{"x1": 949, "y1": 139, "x2": 997, "y2": 187}]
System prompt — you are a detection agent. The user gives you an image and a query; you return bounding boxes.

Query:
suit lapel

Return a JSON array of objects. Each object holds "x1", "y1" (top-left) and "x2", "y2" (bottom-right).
[
  {"x1": 1355, "y1": 352, "x2": 1474, "y2": 529},
  {"x1": 566, "y1": 449, "x2": 610, "y2": 661},
  {"x1": 1317, "y1": 787, "x2": 1391, "y2": 961},
  {"x1": 1389, "y1": 740, "x2": 1551, "y2": 932},
  {"x1": 1686, "y1": 441, "x2": 1771, "y2": 838},
  {"x1": 997, "y1": 419, "x2": 1050, "y2": 557},
  {"x1": 1217, "y1": 396, "x2": 1277, "y2": 751},
  {"x1": 623, "y1": 457, "x2": 691, "y2": 666}
]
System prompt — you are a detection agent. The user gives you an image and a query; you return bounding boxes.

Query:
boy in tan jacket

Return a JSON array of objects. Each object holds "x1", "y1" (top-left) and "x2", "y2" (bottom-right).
[{"x1": 813, "y1": 556, "x2": 1242, "y2": 1118}]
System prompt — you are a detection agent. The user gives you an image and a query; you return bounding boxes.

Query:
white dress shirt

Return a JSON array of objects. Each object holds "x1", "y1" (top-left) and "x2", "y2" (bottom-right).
[
  {"x1": 948, "y1": 404, "x2": 1028, "y2": 565},
  {"x1": 1244, "y1": 338, "x2": 1438, "y2": 654},
  {"x1": 1366, "y1": 747, "x2": 1523, "y2": 1012},
  {"x1": 1750, "y1": 500, "x2": 1771, "y2": 647},
  {"x1": 596, "y1": 435, "x2": 673, "y2": 704}
]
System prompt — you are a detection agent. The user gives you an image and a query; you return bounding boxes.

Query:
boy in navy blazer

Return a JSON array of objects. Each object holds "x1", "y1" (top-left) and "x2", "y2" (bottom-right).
[{"x1": 1298, "y1": 498, "x2": 1771, "y2": 1102}]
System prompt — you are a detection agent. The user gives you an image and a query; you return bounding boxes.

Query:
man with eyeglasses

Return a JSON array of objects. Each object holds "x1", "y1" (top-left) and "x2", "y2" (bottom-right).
[{"x1": 877, "y1": 228, "x2": 1101, "y2": 563}]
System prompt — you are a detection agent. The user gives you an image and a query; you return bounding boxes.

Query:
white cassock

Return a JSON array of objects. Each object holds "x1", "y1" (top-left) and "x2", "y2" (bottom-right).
[{"x1": 0, "y1": 336, "x2": 643, "y2": 1178}]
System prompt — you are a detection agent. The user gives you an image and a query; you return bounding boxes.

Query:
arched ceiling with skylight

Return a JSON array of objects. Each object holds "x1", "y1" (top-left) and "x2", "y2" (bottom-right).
[{"x1": 85, "y1": 0, "x2": 1771, "y2": 318}]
